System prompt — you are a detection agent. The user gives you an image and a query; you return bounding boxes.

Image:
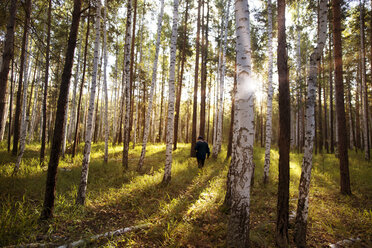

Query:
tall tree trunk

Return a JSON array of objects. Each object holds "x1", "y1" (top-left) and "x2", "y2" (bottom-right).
[
  {"x1": 323, "y1": 54, "x2": 329, "y2": 153},
  {"x1": 68, "y1": 38, "x2": 82, "y2": 143},
  {"x1": 72, "y1": 9, "x2": 91, "y2": 158},
  {"x1": 122, "y1": 0, "x2": 133, "y2": 169},
  {"x1": 13, "y1": 0, "x2": 32, "y2": 156},
  {"x1": 137, "y1": 0, "x2": 165, "y2": 170},
  {"x1": 0, "y1": 0, "x2": 17, "y2": 138},
  {"x1": 13, "y1": 37, "x2": 32, "y2": 173},
  {"x1": 212, "y1": 0, "x2": 230, "y2": 158},
  {"x1": 329, "y1": 27, "x2": 335, "y2": 154},
  {"x1": 226, "y1": 62, "x2": 237, "y2": 159},
  {"x1": 76, "y1": 0, "x2": 101, "y2": 205},
  {"x1": 190, "y1": 0, "x2": 201, "y2": 157},
  {"x1": 40, "y1": 0, "x2": 52, "y2": 164},
  {"x1": 276, "y1": 0, "x2": 290, "y2": 246},
  {"x1": 226, "y1": 1, "x2": 254, "y2": 246},
  {"x1": 157, "y1": 48, "x2": 165, "y2": 143},
  {"x1": 294, "y1": 1, "x2": 327, "y2": 245},
  {"x1": 360, "y1": 0, "x2": 370, "y2": 160},
  {"x1": 8, "y1": 60, "x2": 15, "y2": 152},
  {"x1": 318, "y1": 57, "x2": 323, "y2": 153},
  {"x1": 199, "y1": 0, "x2": 208, "y2": 139},
  {"x1": 263, "y1": 0, "x2": 274, "y2": 184},
  {"x1": 173, "y1": 0, "x2": 189, "y2": 150},
  {"x1": 162, "y1": 0, "x2": 179, "y2": 185},
  {"x1": 41, "y1": 0, "x2": 82, "y2": 219},
  {"x1": 332, "y1": 0, "x2": 352, "y2": 195},
  {"x1": 129, "y1": 0, "x2": 138, "y2": 141},
  {"x1": 103, "y1": 0, "x2": 109, "y2": 162}
]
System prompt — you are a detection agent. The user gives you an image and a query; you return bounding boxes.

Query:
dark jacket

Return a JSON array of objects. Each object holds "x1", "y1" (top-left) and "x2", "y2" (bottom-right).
[{"x1": 195, "y1": 140, "x2": 210, "y2": 160}]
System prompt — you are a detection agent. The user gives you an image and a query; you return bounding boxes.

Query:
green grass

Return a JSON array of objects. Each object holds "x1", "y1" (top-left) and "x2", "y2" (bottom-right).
[{"x1": 0, "y1": 142, "x2": 371, "y2": 247}]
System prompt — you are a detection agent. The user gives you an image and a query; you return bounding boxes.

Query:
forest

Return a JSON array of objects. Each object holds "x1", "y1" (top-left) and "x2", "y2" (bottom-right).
[{"x1": 0, "y1": 0, "x2": 371, "y2": 247}]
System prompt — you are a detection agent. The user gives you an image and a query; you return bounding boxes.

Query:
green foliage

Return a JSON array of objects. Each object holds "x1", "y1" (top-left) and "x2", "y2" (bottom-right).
[{"x1": 0, "y1": 142, "x2": 371, "y2": 247}]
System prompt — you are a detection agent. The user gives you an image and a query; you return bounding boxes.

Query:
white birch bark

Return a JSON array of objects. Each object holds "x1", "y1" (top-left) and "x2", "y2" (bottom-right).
[
  {"x1": 359, "y1": 0, "x2": 370, "y2": 161},
  {"x1": 263, "y1": 0, "x2": 274, "y2": 184},
  {"x1": 68, "y1": 36, "x2": 82, "y2": 142},
  {"x1": 103, "y1": 0, "x2": 109, "y2": 162},
  {"x1": 14, "y1": 36, "x2": 31, "y2": 173},
  {"x1": 162, "y1": 0, "x2": 179, "y2": 184},
  {"x1": 294, "y1": 0, "x2": 327, "y2": 245},
  {"x1": 138, "y1": 0, "x2": 165, "y2": 171},
  {"x1": 213, "y1": 1, "x2": 230, "y2": 158},
  {"x1": 122, "y1": 0, "x2": 133, "y2": 169},
  {"x1": 27, "y1": 68, "x2": 41, "y2": 142},
  {"x1": 76, "y1": 0, "x2": 100, "y2": 205},
  {"x1": 112, "y1": 49, "x2": 119, "y2": 139},
  {"x1": 226, "y1": 1, "x2": 254, "y2": 246}
]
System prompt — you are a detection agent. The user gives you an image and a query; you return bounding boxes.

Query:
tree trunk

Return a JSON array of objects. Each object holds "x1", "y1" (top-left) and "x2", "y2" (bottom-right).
[
  {"x1": 173, "y1": 0, "x2": 189, "y2": 150},
  {"x1": 14, "y1": 37, "x2": 32, "y2": 173},
  {"x1": 162, "y1": 0, "x2": 179, "y2": 185},
  {"x1": 0, "y1": 0, "x2": 17, "y2": 139},
  {"x1": 199, "y1": 0, "x2": 208, "y2": 139},
  {"x1": 13, "y1": 0, "x2": 32, "y2": 156},
  {"x1": 137, "y1": 0, "x2": 165, "y2": 171},
  {"x1": 72, "y1": 9, "x2": 91, "y2": 158},
  {"x1": 329, "y1": 28, "x2": 335, "y2": 154},
  {"x1": 102, "y1": 0, "x2": 109, "y2": 162},
  {"x1": 8, "y1": 60, "x2": 15, "y2": 152},
  {"x1": 276, "y1": 0, "x2": 290, "y2": 246},
  {"x1": 190, "y1": 0, "x2": 201, "y2": 157},
  {"x1": 226, "y1": 62, "x2": 237, "y2": 159},
  {"x1": 41, "y1": 0, "x2": 82, "y2": 219},
  {"x1": 40, "y1": 0, "x2": 52, "y2": 164},
  {"x1": 212, "y1": 0, "x2": 230, "y2": 159},
  {"x1": 263, "y1": 0, "x2": 274, "y2": 184},
  {"x1": 157, "y1": 48, "x2": 165, "y2": 143},
  {"x1": 360, "y1": 0, "x2": 370, "y2": 160},
  {"x1": 122, "y1": 0, "x2": 133, "y2": 169},
  {"x1": 332, "y1": 0, "x2": 352, "y2": 195},
  {"x1": 226, "y1": 1, "x2": 254, "y2": 246},
  {"x1": 76, "y1": 0, "x2": 101, "y2": 205},
  {"x1": 129, "y1": 0, "x2": 138, "y2": 141},
  {"x1": 294, "y1": 1, "x2": 327, "y2": 245}
]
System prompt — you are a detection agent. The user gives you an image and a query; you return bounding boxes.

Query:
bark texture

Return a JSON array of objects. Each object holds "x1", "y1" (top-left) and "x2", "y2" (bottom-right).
[
  {"x1": 294, "y1": 0, "x2": 327, "y2": 246},
  {"x1": 332, "y1": 0, "x2": 351, "y2": 195},
  {"x1": 226, "y1": 1, "x2": 254, "y2": 246},
  {"x1": 76, "y1": 0, "x2": 101, "y2": 205},
  {"x1": 276, "y1": 0, "x2": 290, "y2": 246},
  {"x1": 162, "y1": 0, "x2": 179, "y2": 185},
  {"x1": 263, "y1": 0, "x2": 274, "y2": 184},
  {"x1": 122, "y1": 0, "x2": 133, "y2": 169},
  {"x1": 41, "y1": 0, "x2": 82, "y2": 219}
]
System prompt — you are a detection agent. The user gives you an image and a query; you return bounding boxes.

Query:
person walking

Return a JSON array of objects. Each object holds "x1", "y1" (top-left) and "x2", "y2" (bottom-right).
[{"x1": 195, "y1": 136, "x2": 210, "y2": 168}]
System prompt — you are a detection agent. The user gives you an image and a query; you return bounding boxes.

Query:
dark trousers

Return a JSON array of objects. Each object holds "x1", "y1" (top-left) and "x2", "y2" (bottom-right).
[{"x1": 197, "y1": 158, "x2": 205, "y2": 168}]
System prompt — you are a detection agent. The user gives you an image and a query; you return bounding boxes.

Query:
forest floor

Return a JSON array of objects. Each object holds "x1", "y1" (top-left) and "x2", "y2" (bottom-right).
[{"x1": 0, "y1": 142, "x2": 371, "y2": 247}]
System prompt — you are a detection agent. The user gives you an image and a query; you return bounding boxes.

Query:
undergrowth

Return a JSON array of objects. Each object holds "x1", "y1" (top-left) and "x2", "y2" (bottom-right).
[{"x1": 0, "y1": 142, "x2": 371, "y2": 247}]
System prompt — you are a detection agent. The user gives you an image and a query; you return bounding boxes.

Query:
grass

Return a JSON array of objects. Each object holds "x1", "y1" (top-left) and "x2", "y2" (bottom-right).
[{"x1": 0, "y1": 141, "x2": 371, "y2": 247}]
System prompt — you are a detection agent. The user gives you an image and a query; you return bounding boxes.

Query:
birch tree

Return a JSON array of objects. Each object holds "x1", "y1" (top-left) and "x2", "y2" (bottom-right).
[
  {"x1": 226, "y1": 0, "x2": 254, "y2": 246},
  {"x1": 14, "y1": 38, "x2": 31, "y2": 174},
  {"x1": 103, "y1": 0, "x2": 109, "y2": 163},
  {"x1": 122, "y1": 0, "x2": 133, "y2": 169},
  {"x1": 294, "y1": 0, "x2": 328, "y2": 246},
  {"x1": 76, "y1": 0, "x2": 101, "y2": 205},
  {"x1": 359, "y1": 0, "x2": 370, "y2": 161},
  {"x1": 137, "y1": 0, "x2": 165, "y2": 171},
  {"x1": 212, "y1": 0, "x2": 230, "y2": 158},
  {"x1": 162, "y1": 0, "x2": 179, "y2": 185},
  {"x1": 263, "y1": 0, "x2": 274, "y2": 184}
]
